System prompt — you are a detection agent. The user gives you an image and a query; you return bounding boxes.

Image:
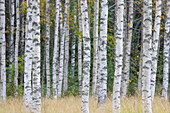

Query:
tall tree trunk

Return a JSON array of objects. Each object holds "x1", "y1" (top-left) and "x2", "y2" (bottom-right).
[
  {"x1": 71, "y1": 0, "x2": 76, "y2": 78},
  {"x1": 81, "y1": 0, "x2": 91, "y2": 113},
  {"x1": 9, "y1": 0, "x2": 15, "y2": 83},
  {"x1": 20, "y1": 0, "x2": 25, "y2": 85},
  {"x1": 14, "y1": 0, "x2": 20, "y2": 94},
  {"x1": 92, "y1": 0, "x2": 99, "y2": 97},
  {"x1": 58, "y1": 0, "x2": 67, "y2": 97},
  {"x1": 142, "y1": 0, "x2": 152, "y2": 112},
  {"x1": 113, "y1": 0, "x2": 124, "y2": 112},
  {"x1": 78, "y1": 0, "x2": 82, "y2": 95},
  {"x1": 53, "y1": 0, "x2": 60, "y2": 99},
  {"x1": 121, "y1": 0, "x2": 134, "y2": 97},
  {"x1": 162, "y1": 0, "x2": 170, "y2": 100},
  {"x1": 121, "y1": 0, "x2": 127, "y2": 97},
  {"x1": 63, "y1": 0, "x2": 70, "y2": 92},
  {"x1": 0, "y1": 0, "x2": 6, "y2": 101},
  {"x1": 151, "y1": 0, "x2": 162, "y2": 101},
  {"x1": 31, "y1": 0, "x2": 41, "y2": 112},
  {"x1": 24, "y1": 0, "x2": 32, "y2": 108},
  {"x1": 97, "y1": 0, "x2": 108, "y2": 109},
  {"x1": 45, "y1": 0, "x2": 51, "y2": 99},
  {"x1": 138, "y1": 25, "x2": 143, "y2": 95}
]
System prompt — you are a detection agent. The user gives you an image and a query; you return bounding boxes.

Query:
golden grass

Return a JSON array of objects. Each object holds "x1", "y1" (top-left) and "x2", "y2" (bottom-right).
[{"x1": 0, "y1": 96, "x2": 169, "y2": 113}]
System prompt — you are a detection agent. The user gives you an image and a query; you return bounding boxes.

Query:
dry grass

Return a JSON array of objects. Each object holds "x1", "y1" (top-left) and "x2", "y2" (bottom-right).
[{"x1": 0, "y1": 96, "x2": 169, "y2": 113}]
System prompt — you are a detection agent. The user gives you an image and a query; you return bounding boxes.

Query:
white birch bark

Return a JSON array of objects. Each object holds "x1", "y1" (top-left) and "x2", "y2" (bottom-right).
[
  {"x1": 78, "y1": 0, "x2": 82, "y2": 94},
  {"x1": 0, "y1": 0, "x2": 6, "y2": 101},
  {"x1": 9, "y1": 0, "x2": 15, "y2": 82},
  {"x1": 92, "y1": 0, "x2": 99, "y2": 97},
  {"x1": 142, "y1": 0, "x2": 152, "y2": 112},
  {"x1": 71, "y1": 0, "x2": 76, "y2": 78},
  {"x1": 138, "y1": 27, "x2": 143, "y2": 95},
  {"x1": 81, "y1": 0, "x2": 91, "y2": 112},
  {"x1": 113, "y1": 0, "x2": 124, "y2": 112},
  {"x1": 98, "y1": 0, "x2": 108, "y2": 108},
  {"x1": 45, "y1": 0, "x2": 51, "y2": 99},
  {"x1": 31, "y1": 0, "x2": 41, "y2": 112},
  {"x1": 63, "y1": 0, "x2": 70, "y2": 92},
  {"x1": 20, "y1": 0, "x2": 25, "y2": 84},
  {"x1": 24, "y1": 0, "x2": 32, "y2": 108},
  {"x1": 151, "y1": 0, "x2": 162, "y2": 101},
  {"x1": 58, "y1": 0, "x2": 66, "y2": 97},
  {"x1": 162, "y1": 0, "x2": 170, "y2": 100},
  {"x1": 53, "y1": 0, "x2": 60, "y2": 99},
  {"x1": 14, "y1": 0, "x2": 20, "y2": 92},
  {"x1": 121, "y1": 0, "x2": 134, "y2": 97}
]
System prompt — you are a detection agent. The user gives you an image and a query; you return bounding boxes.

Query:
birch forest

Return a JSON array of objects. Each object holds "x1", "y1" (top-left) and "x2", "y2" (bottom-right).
[{"x1": 0, "y1": 0, "x2": 170, "y2": 113}]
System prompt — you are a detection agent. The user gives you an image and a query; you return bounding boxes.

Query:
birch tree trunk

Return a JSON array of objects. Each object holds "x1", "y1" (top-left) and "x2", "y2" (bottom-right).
[
  {"x1": 113, "y1": 0, "x2": 124, "y2": 112},
  {"x1": 9, "y1": 0, "x2": 15, "y2": 82},
  {"x1": 14, "y1": 0, "x2": 20, "y2": 93},
  {"x1": 63, "y1": 0, "x2": 70, "y2": 92},
  {"x1": 98, "y1": 0, "x2": 108, "y2": 108},
  {"x1": 45, "y1": 0, "x2": 51, "y2": 99},
  {"x1": 24, "y1": 0, "x2": 32, "y2": 108},
  {"x1": 42, "y1": 49, "x2": 45, "y2": 96},
  {"x1": 151, "y1": 0, "x2": 162, "y2": 101},
  {"x1": 31, "y1": 0, "x2": 41, "y2": 112},
  {"x1": 71, "y1": 0, "x2": 76, "y2": 78},
  {"x1": 138, "y1": 26, "x2": 143, "y2": 95},
  {"x1": 78, "y1": 0, "x2": 82, "y2": 94},
  {"x1": 53, "y1": 0, "x2": 60, "y2": 99},
  {"x1": 92, "y1": 0, "x2": 99, "y2": 97},
  {"x1": 142, "y1": 0, "x2": 152, "y2": 112},
  {"x1": 20, "y1": 0, "x2": 25, "y2": 84},
  {"x1": 121, "y1": 0, "x2": 133, "y2": 97},
  {"x1": 58, "y1": 0, "x2": 66, "y2": 97},
  {"x1": 162, "y1": 0, "x2": 170, "y2": 100},
  {"x1": 81, "y1": 0, "x2": 91, "y2": 112},
  {"x1": 0, "y1": 0, "x2": 6, "y2": 101}
]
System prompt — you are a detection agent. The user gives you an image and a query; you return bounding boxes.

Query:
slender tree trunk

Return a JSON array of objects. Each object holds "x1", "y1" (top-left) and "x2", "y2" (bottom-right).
[
  {"x1": 121, "y1": 0, "x2": 134, "y2": 97},
  {"x1": 113, "y1": 0, "x2": 124, "y2": 112},
  {"x1": 151, "y1": 0, "x2": 162, "y2": 101},
  {"x1": 53, "y1": 0, "x2": 60, "y2": 99},
  {"x1": 45, "y1": 0, "x2": 51, "y2": 99},
  {"x1": 0, "y1": 0, "x2": 6, "y2": 101},
  {"x1": 92, "y1": 0, "x2": 99, "y2": 97},
  {"x1": 81, "y1": 0, "x2": 91, "y2": 113},
  {"x1": 63, "y1": 0, "x2": 70, "y2": 92},
  {"x1": 162, "y1": 0, "x2": 170, "y2": 100},
  {"x1": 31, "y1": 0, "x2": 41, "y2": 112},
  {"x1": 71, "y1": 0, "x2": 76, "y2": 78},
  {"x1": 24, "y1": 0, "x2": 32, "y2": 108},
  {"x1": 20, "y1": 0, "x2": 25, "y2": 85},
  {"x1": 138, "y1": 25, "x2": 143, "y2": 95},
  {"x1": 78, "y1": 0, "x2": 82, "y2": 95},
  {"x1": 42, "y1": 49, "x2": 45, "y2": 97},
  {"x1": 121, "y1": 0, "x2": 127, "y2": 97},
  {"x1": 58, "y1": 0, "x2": 67, "y2": 97},
  {"x1": 9, "y1": 0, "x2": 15, "y2": 83},
  {"x1": 14, "y1": 0, "x2": 20, "y2": 94},
  {"x1": 97, "y1": 0, "x2": 108, "y2": 109},
  {"x1": 142, "y1": 0, "x2": 152, "y2": 112}
]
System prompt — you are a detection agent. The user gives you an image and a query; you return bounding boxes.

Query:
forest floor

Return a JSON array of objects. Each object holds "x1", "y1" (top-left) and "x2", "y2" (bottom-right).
[{"x1": 0, "y1": 96, "x2": 169, "y2": 113}]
